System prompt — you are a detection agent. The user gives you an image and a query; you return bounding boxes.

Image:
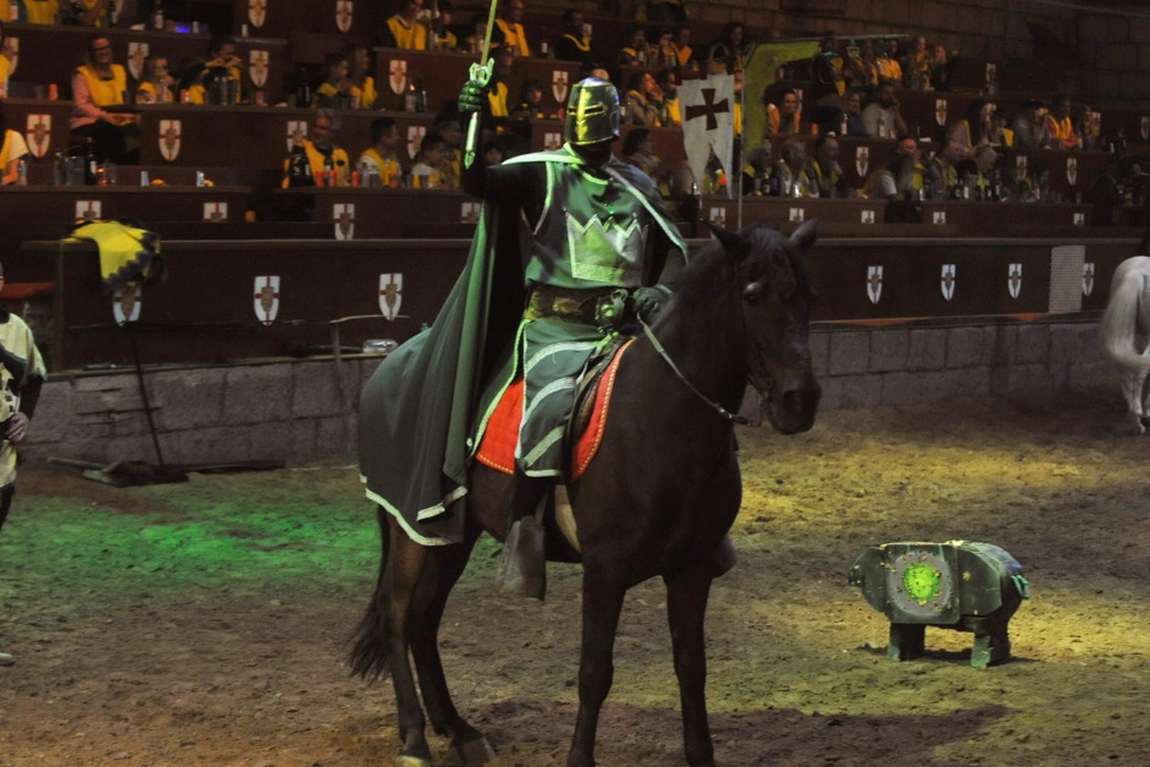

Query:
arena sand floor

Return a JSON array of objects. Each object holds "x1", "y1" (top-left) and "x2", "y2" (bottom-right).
[{"x1": 0, "y1": 393, "x2": 1147, "y2": 766}]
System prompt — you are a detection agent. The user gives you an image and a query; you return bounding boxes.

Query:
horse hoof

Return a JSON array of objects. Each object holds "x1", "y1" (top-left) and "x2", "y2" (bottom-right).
[
  {"x1": 397, "y1": 756, "x2": 432, "y2": 767},
  {"x1": 455, "y1": 734, "x2": 496, "y2": 765}
]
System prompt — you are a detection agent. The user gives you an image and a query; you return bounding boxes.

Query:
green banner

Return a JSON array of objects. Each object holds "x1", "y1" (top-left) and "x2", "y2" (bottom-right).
[{"x1": 742, "y1": 40, "x2": 821, "y2": 158}]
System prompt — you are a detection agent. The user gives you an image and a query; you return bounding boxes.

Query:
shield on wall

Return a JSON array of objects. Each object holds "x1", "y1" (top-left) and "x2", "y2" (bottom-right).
[
  {"x1": 159, "y1": 119, "x2": 181, "y2": 162},
  {"x1": 934, "y1": 97, "x2": 947, "y2": 127},
  {"x1": 253, "y1": 275, "x2": 280, "y2": 325},
  {"x1": 112, "y1": 283, "x2": 142, "y2": 325},
  {"x1": 334, "y1": 203, "x2": 355, "y2": 240},
  {"x1": 203, "y1": 202, "x2": 228, "y2": 222},
  {"x1": 407, "y1": 125, "x2": 426, "y2": 160},
  {"x1": 127, "y1": 42, "x2": 149, "y2": 81},
  {"x1": 1142, "y1": 116, "x2": 1150, "y2": 142},
  {"x1": 552, "y1": 70, "x2": 569, "y2": 104},
  {"x1": 379, "y1": 273, "x2": 403, "y2": 320},
  {"x1": 1066, "y1": 156, "x2": 1078, "y2": 186},
  {"x1": 860, "y1": 209, "x2": 876, "y2": 225},
  {"x1": 709, "y1": 207, "x2": 726, "y2": 227},
  {"x1": 249, "y1": 50, "x2": 269, "y2": 88},
  {"x1": 855, "y1": 146, "x2": 869, "y2": 177},
  {"x1": 932, "y1": 210, "x2": 947, "y2": 225},
  {"x1": 286, "y1": 120, "x2": 308, "y2": 152},
  {"x1": 1082, "y1": 262, "x2": 1095, "y2": 296},
  {"x1": 460, "y1": 201, "x2": 480, "y2": 223},
  {"x1": 248, "y1": 0, "x2": 267, "y2": 28},
  {"x1": 544, "y1": 131, "x2": 562, "y2": 150},
  {"x1": 25, "y1": 114, "x2": 51, "y2": 159},
  {"x1": 389, "y1": 60, "x2": 407, "y2": 95},
  {"x1": 76, "y1": 200, "x2": 102, "y2": 221},
  {"x1": 985, "y1": 62, "x2": 997, "y2": 88},
  {"x1": 2, "y1": 37, "x2": 18, "y2": 76},
  {"x1": 866, "y1": 265, "x2": 883, "y2": 304},
  {"x1": 788, "y1": 207, "x2": 805, "y2": 223},
  {"x1": 336, "y1": 0, "x2": 354, "y2": 33},
  {"x1": 1008, "y1": 263, "x2": 1022, "y2": 299},
  {"x1": 940, "y1": 264, "x2": 956, "y2": 301}
]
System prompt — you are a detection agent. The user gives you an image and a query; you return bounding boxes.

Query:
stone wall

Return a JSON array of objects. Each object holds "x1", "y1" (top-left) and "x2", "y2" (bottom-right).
[{"x1": 24, "y1": 320, "x2": 1112, "y2": 467}]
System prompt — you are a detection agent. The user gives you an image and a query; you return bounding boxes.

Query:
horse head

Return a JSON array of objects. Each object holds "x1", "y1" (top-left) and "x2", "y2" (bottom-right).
[{"x1": 709, "y1": 220, "x2": 822, "y2": 434}]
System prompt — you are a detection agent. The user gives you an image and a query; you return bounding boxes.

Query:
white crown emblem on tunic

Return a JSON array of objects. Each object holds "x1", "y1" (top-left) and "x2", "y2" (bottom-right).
[{"x1": 565, "y1": 213, "x2": 646, "y2": 263}]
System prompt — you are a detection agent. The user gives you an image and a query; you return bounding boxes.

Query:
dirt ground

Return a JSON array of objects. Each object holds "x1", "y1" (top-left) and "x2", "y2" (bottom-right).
[{"x1": 1, "y1": 393, "x2": 1148, "y2": 767}]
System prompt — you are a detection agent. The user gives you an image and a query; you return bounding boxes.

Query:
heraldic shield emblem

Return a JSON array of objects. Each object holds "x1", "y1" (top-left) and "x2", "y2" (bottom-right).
[
  {"x1": 552, "y1": 70, "x2": 569, "y2": 104},
  {"x1": 940, "y1": 263, "x2": 956, "y2": 301},
  {"x1": 1141, "y1": 116, "x2": 1150, "y2": 142},
  {"x1": 334, "y1": 203, "x2": 355, "y2": 240},
  {"x1": 935, "y1": 97, "x2": 947, "y2": 127},
  {"x1": 1008, "y1": 263, "x2": 1022, "y2": 299},
  {"x1": 248, "y1": 0, "x2": 267, "y2": 28},
  {"x1": 203, "y1": 202, "x2": 228, "y2": 222},
  {"x1": 389, "y1": 60, "x2": 407, "y2": 95},
  {"x1": 1066, "y1": 156, "x2": 1078, "y2": 186},
  {"x1": 76, "y1": 200, "x2": 102, "y2": 221},
  {"x1": 25, "y1": 114, "x2": 51, "y2": 159},
  {"x1": 407, "y1": 125, "x2": 426, "y2": 160},
  {"x1": 855, "y1": 145, "x2": 869, "y2": 177},
  {"x1": 249, "y1": 50, "x2": 270, "y2": 88},
  {"x1": 159, "y1": 119, "x2": 181, "y2": 162},
  {"x1": 254, "y1": 275, "x2": 281, "y2": 325},
  {"x1": 866, "y1": 265, "x2": 883, "y2": 304},
  {"x1": 336, "y1": 0, "x2": 353, "y2": 33},
  {"x1": 1082, "y1": 262, "x2": 1095, "y2": 297},
  {"x1": 379, "y1": 274, "x2": 403, "y2": 320},
  {"x1": 128, "y1": 42, "x2": 149, "y2": 81},
  {"x1": 286, "y1": 119, "x2": 308, "y2": 152},
  {"x1": 113, "y1": 283, "x2": 143, "y2": 325}
]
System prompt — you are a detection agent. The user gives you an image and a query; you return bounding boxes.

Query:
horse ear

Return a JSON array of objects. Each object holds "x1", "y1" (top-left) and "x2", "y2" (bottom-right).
[
  {"x1": 706, "y1": 222, "x2": 751, "y2": 260},
  {"x1": 789, "y1": 219, "x2": 818, "y2": 252}
]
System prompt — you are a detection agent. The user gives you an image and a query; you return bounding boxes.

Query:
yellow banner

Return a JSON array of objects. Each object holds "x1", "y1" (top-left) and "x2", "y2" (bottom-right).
[{"x1": 742, "y1": 41, "x2": 821, "y2": 157}]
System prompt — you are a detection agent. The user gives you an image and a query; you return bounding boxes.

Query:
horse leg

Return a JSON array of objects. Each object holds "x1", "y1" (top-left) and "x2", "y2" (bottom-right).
[
  {"x1": 383, "y1": 521, "x2": 435, "y2": 766},
  {"x1": 1119, "y1": 368, "x2": 1147, "y2": 434},
  {"x1": 664, "y1": 565, "x2": 716, "y2": 767},
  {"x1": 409, "y1": 529, "x2": 496, "y2": 765},
  {"x1": 566, "y1": 568, "x2": 626, "y2": 767}
]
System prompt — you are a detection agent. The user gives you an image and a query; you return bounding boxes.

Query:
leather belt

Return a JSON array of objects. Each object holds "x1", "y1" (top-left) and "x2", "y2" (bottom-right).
[{"x1": 524, "y1": 286, "x2": 623, "y2": 327}]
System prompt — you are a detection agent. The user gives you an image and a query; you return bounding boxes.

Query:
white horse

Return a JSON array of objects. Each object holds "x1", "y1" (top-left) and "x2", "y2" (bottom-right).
[{"x1": 1101, "y1": 256, "x2": 1150, "y2": 434}]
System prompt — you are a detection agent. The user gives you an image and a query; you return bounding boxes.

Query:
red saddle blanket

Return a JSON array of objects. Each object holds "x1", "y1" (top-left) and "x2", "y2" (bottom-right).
[{"x1": 475, "y1": 340, "x2": 633, "y2": 481}]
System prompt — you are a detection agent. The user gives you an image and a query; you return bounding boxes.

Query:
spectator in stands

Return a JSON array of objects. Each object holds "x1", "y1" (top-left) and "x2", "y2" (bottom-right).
[
  {"x1": 513, "y1": 80, "x2": 547, "y2": 120},
  {"x1": 874, "y1": 41, "x2": 903, "y2": 85},
  {"x1": 0, "y1": 20, "x2": 11, "y2": 98},
  {"x1": 71, "y1": 34, "x2": 139, "y2": 163},
  {"x1": 134, "y1": 55, "x2": 175, "y2": 104},
  {"x1": 619, "y1": 26, "x2": 648, "y2": 66},
  {"x1": 842, "y1": 89, "x2": 868, "y2": 137},
  {"x1": 555, "y1": 9, "x2": 592, "y2": 65},
  {"x1": 741, "y1": 145, "x2": 772, "y2": 195},
  {"x1": 431, "y1": 1, "x2": 459, "y2": 51},
  {"x1": 483, "y1": 138, "x2": 505, "y2": 167},
  {"x1": 343, "y1": 45, "x2": 378, "y2": 109},
  {"x1": 928, "y1": 137, "x2": 965, "y2": 195},
  {"x1": 464, "y1": 14, "x2": 488, "y2": 55},
  {"x1": 970, "y1": 144, "x2": 998, "y2": 198},
  {"x1": 763, "y1": 86, "x2": 801, "y2": 139},
  {"x1": 486, "y1": 48, "x2": 513, "y2": 117},
  {"x1": 358, "y1": 117, "x2": 403, "y2": 187},
  {"x1": 647, "y1": 0, "x2": 686, "y2": 27},
  {"x1": 707, "y1": 22, "x2": 749, "y2": 74},
  {"x1": 1076, "y1": 104, "x2": 1101, "y2": 152},
  {"x1": 949, "y1": 99, "x2": 994, "y2": 152},
  {"x1": 493, "y1": 0, "x2": 531, "y2": 57},
  {"x1": 862, "y1": 80, "x2": 906, "y2": 140},
  {"x1": 863, "y1": 137, "x2": 925, "y2": 200},
  {"x1": 411, "y1": 131, "x2": 448, "y2": 188},
  {"x1": 0, "y1": 107, "x2": 30, "y2": 185},
  {"x1": 385, "y1": 0, "x2": 428, "y2": 51},
  {"x1": 808, "y1": 134, "x2": 850, "y2": 199},
  {"x1": 1046, "y1": 94, "x2": 1081, "y2": 150},
  {"x1": 185, "y1": 36, "x2": 244, "y2": 105},
  {"x1": 930, "y1": 43, "x2": 951, "y2": 92},
  {"x1": 64, "y1": 0, "x2": 110, "y2": 27},
  {"x1": 1012, "y1": 99, "x2": 1051, "y2": 150},
  {"x1": 621, "y1": 127, "x2": 659, "y2": 178},
  {"x1": 811, "y1": 32, "x2": 844, "y2": 106},
  {"x1": 281, "y1": 109, "x2": 350, "y2": 187},
  {"x1": 768, "y1": 138, "x2": 816, "y2": 198},
  {"x1": 842, "y1": 40, "x2": 877, "y2": 90},
  {"x1": 987, "y1": 112, "x2": 1013, "y2": 148},
  {"x1": 433, "y1": 119, "x2": 463, "y2": 188},
  {"x1": 23, "y1": 0, "x2": 60, "y2": 25},
  {"x1": 655, "y1": 68, "x2": 681, "y2": 126},
  {"x1": 673, "y1": 24, "x2": 698, "y2": 74},
  {"x1": 314, "y1": 52, "x2": 353, "y2": 110},
  {"x1": 625, "y1": 71, "x2": 662, "y2": 127},
  {"x1": 652, "y1": 28, "x2": 679, "y2": 71},
  {"x1": 903, "y1": 35, "x2": 931, "y2": 90}
]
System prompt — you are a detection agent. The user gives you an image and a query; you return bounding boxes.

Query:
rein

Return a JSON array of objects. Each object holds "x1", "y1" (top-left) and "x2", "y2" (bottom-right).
[{"x1": 638, "y1": 317, "x2": 750, "y2": 426}]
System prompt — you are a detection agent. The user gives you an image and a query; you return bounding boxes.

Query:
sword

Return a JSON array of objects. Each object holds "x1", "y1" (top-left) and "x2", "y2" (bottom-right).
[{"x1": 464, "y1": 0, "x2": 499, "y2": 169}]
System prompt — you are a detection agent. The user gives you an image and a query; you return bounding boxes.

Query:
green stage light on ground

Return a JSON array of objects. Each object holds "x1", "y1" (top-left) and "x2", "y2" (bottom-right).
[{"x1": 849, "y1": 541, "x2": 1030, "y2": 669}]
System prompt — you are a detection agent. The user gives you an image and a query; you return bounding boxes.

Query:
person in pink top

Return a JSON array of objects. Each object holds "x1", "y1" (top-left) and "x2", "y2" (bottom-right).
[{"x1": 70, "y1": 34, "x2": 140, "y2": 163}]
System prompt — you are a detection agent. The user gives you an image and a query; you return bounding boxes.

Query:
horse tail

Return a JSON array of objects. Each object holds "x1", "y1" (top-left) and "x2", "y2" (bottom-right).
[
  {"x1": 1100, "y1": 260, "x2": 1150, "y2": 374},
  {"x1": 348, "y1": 505, "x2": 393, "y2": 681}
]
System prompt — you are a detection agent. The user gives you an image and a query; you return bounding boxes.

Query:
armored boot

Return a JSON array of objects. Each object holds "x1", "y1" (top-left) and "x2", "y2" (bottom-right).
[{"x1": 496, "y1": 481, "x2": 551, "y2": 600}]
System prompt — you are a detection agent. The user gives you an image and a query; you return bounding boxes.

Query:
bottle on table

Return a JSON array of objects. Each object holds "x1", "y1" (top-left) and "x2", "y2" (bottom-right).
[
  {"x1": 16, "y1": 158, "x2": 27, "y2": 186},
  {"x1": 83, "y1": 137, "x2": 99, "y2": 185},
  {"x1": 404, "y1": 82, "x2": 418, "y2": 112}
]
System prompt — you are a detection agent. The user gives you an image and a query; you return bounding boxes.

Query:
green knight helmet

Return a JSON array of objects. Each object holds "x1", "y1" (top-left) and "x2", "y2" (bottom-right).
[{"x1": 564, "y1": 77, "x2": 621, "y2": 146}]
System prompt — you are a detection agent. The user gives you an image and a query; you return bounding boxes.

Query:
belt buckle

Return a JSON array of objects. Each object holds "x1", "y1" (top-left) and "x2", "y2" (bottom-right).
[{"x1": 594, "y1": 289, "x2": 629, "y2": 332}]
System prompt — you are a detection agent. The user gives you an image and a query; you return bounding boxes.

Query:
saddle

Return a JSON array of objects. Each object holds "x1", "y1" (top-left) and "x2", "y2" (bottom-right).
[{"x1": 474, "y1": 338, "x2": 634, "y2": 481}]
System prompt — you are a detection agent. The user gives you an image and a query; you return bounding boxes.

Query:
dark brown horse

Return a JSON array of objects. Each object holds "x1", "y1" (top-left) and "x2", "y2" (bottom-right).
[{"x1": 351, "y1": 221, "x2": 822, "y2": 767}]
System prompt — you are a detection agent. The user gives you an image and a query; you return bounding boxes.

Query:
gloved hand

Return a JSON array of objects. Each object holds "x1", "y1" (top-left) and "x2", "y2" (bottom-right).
[
  {"x1": 458, "y1": 79, "x2": 486, "y2": 114},
  {"x1": 633, "y1": 285, "x2": 672, "y2": 322}
]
